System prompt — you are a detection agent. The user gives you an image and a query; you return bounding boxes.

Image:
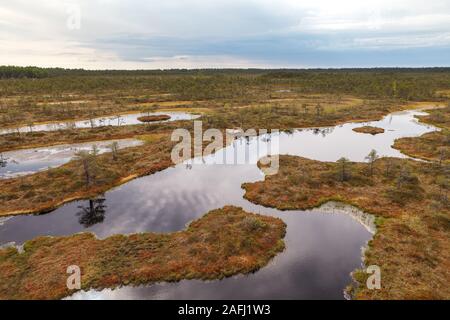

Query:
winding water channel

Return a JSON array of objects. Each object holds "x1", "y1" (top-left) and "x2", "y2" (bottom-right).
[
  {"x1": 0, "y1": 111, "x2": 199, "y2": 135},
  {"x1": 0, "y1": 108, "x2": 438, "y2": 299}
]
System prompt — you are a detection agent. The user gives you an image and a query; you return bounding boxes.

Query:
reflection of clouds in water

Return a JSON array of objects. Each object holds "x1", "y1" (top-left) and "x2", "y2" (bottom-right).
[
  {"x1": 196, "y1": 109, "x2": 437, "y2": 166},
  {"x1": 0, "y1": 139, "x2": 143, "y2": 179},
  {"x1": 0, "y1": 112, "x2": 199, "y2": 135},
  {"x1": 92, "y1": 166, "x2": 249, "y2": 237}
]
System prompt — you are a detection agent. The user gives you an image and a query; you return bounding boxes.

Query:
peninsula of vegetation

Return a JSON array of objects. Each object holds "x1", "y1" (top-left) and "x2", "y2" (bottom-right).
[{"x1": 393, "y1": 105, "x2": 449, "y2": 163}]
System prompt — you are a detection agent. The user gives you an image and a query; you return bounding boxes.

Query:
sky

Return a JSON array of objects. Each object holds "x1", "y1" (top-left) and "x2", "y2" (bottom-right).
[{"x1": 0, "y1": 0, "x2": 449, "y2": 69}]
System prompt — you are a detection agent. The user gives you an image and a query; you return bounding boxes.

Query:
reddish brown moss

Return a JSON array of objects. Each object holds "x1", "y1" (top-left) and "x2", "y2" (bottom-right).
[
  {"x1": 138, "y1": 115, "x2": 171, "y2": 122},
  {"x1": 353, "y1": 126, "x2": 385, "y2": 135},
  {"x1": 393, "y1": 131, "x2": 449, "y2": 163},
  {"x1": 393, "y1": 106, "x2": 449, "y2": 162}
]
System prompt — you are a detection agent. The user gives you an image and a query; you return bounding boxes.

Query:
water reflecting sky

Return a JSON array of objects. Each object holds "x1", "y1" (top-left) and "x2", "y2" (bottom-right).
[
  {"x1": 0, "y1": 139, "x2": 143, "y2": 179},
  {"x1": 0, "y1": 111, "x2": 199, "y2": 135},
  {"x1": 0, "y1": 108, "x2": 438, "y2": 299}
]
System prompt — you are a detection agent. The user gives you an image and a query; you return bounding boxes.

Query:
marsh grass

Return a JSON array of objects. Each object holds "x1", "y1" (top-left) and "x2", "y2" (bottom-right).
[
  {"x1": 393, "y1": 106, "x2": 449, "y2": 163},
  {"x1": 137, "y1": 115, "x2": 171, "y2": 122},
  {"x1": 353, "y1": 126, "x2": 385, "y2": 135}
]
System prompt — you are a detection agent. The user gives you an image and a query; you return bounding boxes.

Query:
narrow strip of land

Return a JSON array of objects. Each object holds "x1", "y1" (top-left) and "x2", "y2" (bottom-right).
[{"x1": 393, "y1": 105, "x2": 449, "y2": 163}]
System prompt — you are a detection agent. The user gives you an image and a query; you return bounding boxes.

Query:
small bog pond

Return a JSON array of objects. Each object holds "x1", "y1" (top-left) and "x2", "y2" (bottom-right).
[
  {"x1": 0, "y1": 108, "x2": 438, "y2": 299},
  {"x1": 0, "y1": 139, "x2": 143, "y2": 179},
  {"x1": 0, "y1": 111, "x2": 199, "y2": 135}
]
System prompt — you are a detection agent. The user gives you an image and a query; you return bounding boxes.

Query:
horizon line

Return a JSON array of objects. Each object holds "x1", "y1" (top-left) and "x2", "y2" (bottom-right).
[{"x1": 2, "y1": 65, "x2": 450, "y2": 72}]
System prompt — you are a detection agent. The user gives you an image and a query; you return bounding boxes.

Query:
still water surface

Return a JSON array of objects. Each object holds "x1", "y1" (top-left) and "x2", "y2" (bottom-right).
[
  {"x1": 0, "y1": 111, "x2": 199, "y2": 135},
  {"x1": 0, "y1": 139, "x2": 143, "y2": 179},
  {"x1": 0, "y1": 109, "x2": 437, "y2": 299}
]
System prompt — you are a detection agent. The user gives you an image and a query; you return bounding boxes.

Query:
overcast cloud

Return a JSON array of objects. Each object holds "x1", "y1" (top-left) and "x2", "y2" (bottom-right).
[{"x1": 0, "y1": 0, "x2": 449, "y2": 69}]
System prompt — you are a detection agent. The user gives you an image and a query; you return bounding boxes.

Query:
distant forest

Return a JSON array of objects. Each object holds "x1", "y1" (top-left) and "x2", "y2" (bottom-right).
[
  {"x1": 1, "y1": 65, "x2": 449, "y2": 101},
  {"x1": 2, "y1": 65, "x2": 450, "y2": 78},
  {"x1": 0, "y1": 66, "x2": 51, "y2": 79}
]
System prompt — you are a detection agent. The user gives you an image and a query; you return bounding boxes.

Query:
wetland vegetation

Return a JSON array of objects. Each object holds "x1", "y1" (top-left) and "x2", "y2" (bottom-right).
[
  {"x1": 353, "y1": 126, "x2": 385, "y2": 135},
  {"x1": 0, "y1": 68, "x2": 449, "y2": 300},
  {"x1": 393, "y1": 105, "x2": 449, "y2": 163},
  {"x1": 137, "y1": 114, "x2": 171, "y2": 122}
]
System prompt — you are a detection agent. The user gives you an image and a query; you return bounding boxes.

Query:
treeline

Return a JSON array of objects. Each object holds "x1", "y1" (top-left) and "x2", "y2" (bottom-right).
[
  {"x1": 0, "y1": 66, "x2": 50, "y2": 79},
  {"x1": 0, "y1": 66, "x2": 449, "y2": 101},
  {"x1": 0, "y1": 66, "x2": 266, "y2": 78},
  {"x1": 261, "y1": 69, "x2": 450, "y2": 100},
  {"x1": 0, "y1": 73, "x2": 260, "y2": 100},
  {"x1": 2, "y1": 66, "x2": 449, "y2": 78}
]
